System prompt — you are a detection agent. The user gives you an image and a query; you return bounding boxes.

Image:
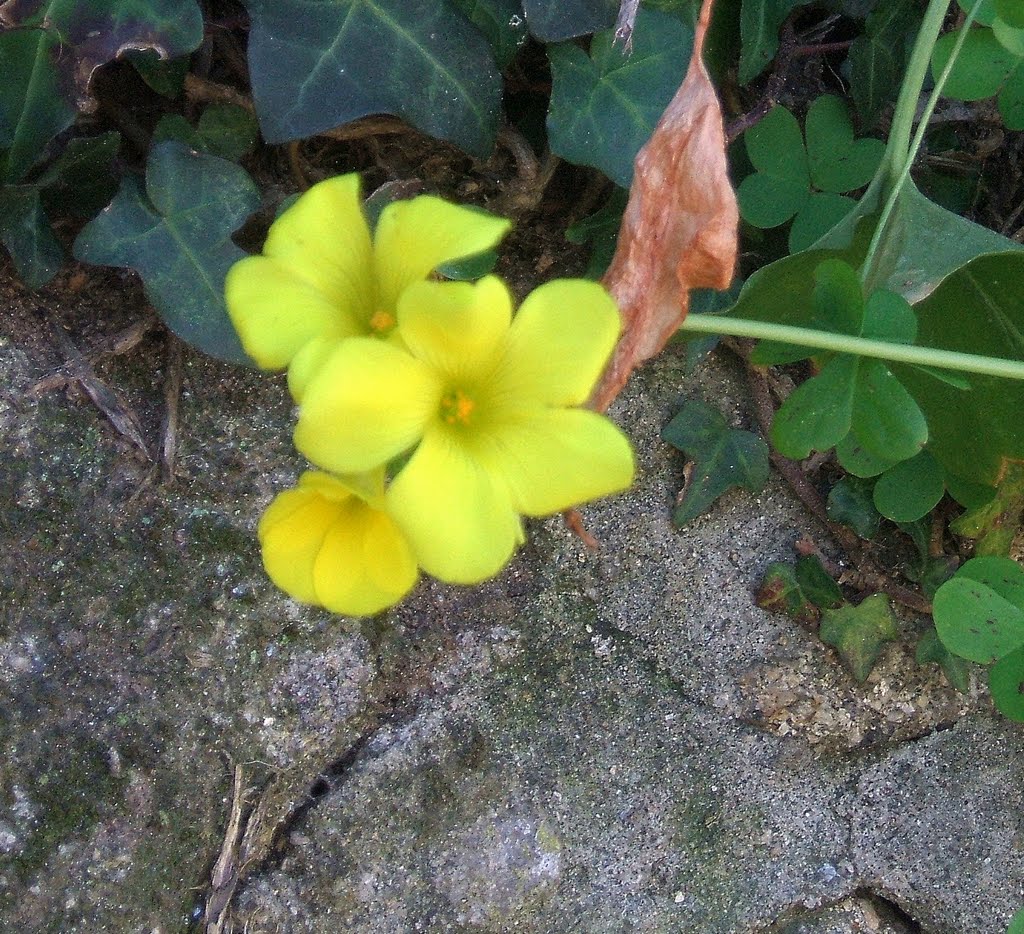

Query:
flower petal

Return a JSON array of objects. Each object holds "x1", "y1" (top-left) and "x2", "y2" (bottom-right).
[
  {"x1": 387, "y1": 428, "x2": 523, "y2": 584},
  {"x1": 295, "y1": 338, "x2": 442, "y2": 474},
  {"x1": 258, "y1": 477, "x2": 347, "y2": 604},
  {"x1": 495, "y1": 279, "x2": 621, "y2": 407},
  {"x1": 477, "y1": 408, "x2": 635, "y2": 516},
  {"x1": 373, "y1": 196, "x2": 510, "y2": 312},
  {"x1": 397, "y1": 276, "x2": 511, "y2": 383},
  {"x1": 287, "y1": 334, "x2": 342, "y2": 403},
  {"x1": 226, "y1": 256, "x2": 361, "y2": 370},
  {"x1": 313, "y1": 499, "x2": 418, "y2": 616},
  {"x1": 264, "y1": 174, "x2": 375, "y2": 317}
]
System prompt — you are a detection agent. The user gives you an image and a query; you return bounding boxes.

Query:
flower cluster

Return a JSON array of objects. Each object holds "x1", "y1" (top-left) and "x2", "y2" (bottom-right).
[{"x1": 227, "y1": 174, "x2": 635, "y2": 616}]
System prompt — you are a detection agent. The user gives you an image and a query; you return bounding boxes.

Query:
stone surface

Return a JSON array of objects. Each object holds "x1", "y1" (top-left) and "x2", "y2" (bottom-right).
[{"x1": 2, "y1": 264, "x2": 1022, "y2": 933}]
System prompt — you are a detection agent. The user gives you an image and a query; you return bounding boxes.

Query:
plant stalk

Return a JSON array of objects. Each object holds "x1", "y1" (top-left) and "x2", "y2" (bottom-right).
[{"x1": 680, "y1": 314, "x2": 1024, "y2": 380}]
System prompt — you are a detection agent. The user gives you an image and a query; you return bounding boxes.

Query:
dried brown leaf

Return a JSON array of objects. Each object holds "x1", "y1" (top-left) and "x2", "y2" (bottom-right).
[{"x1": 594, "y1": 0, "x2": 738, "y2": 411}]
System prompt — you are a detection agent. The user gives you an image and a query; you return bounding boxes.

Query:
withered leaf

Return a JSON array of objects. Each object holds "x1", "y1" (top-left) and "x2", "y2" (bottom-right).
[{"x1": 594, "y1": 0, "x2": 738, "y2": 411}]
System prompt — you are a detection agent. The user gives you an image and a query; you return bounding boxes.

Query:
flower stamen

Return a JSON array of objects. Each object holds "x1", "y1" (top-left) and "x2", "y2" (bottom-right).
[
  {"x1": 369, "y1": 309, "x2": 396, "y2": 334},
  {"x1": 440, "y1": 388, "x2": 476, "y2": 426}
]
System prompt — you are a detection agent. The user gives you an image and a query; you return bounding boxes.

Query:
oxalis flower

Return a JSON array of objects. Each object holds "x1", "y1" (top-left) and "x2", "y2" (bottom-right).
[
  {"x1": 293, "y1": 274, "x2": 636, "y2": 585},
  {"x1": 225, "y1": 173, "x2": 511, "y2": 400},
  {"x1": 259, "y1": 469, "x2": 418, "y2": 616}
]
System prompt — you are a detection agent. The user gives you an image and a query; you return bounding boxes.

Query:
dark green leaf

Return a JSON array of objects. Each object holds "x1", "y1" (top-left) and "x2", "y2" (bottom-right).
[
  {"x1": 933, "y1": 576, "x2": 1024, "y2": 663},
  {"x1": 564, "y1": 186, "x2": 628, "y2": 279},
  {"x1": 955, "y1": 555, "x2": 1024, "y2": 610},
  {"x1": 788, "y1": 192, "x2": 856, "y2": 252},
  {"x1": 37, "y1": 131, "x2": 121, "y2": 218},
  {"x1": 933, "y1": 28, "x2": 1020, "y2": 102},
  {"x1": 872, "y1": 449, "x2": 945, "y2": 522},
  {"x1": 836, "y1": 432, "x2": 900, "y2": 478},
  {"x1": 127, "y1": 49, "x2": 189, "y2": 97},
  {"x1": 850, "y1": 359, "x2": 928, "y2": 462},
  {"x1": 813, "y1": 257, "x2": 864, "y2": 335},
  {"x1": 195, "y1": 104, "x2": 259, "y2": 161},
  {"x1": 805, "y1": 95, "x2": 885, "y2": 194},
  {"x1": 522, "y1": 0, "x2": 615, "y2": 40},
  {"x1": 861, "y1": 288, "x2": 916, "y2": 343},
  {"x1": 795, "y1": 554, "x2": 844, "y2": 609},
  {"x1": 662, "y1": 399, "x2": 770, "y2": 525},
  {"x1": 73, "y1": 141, "x2": 260, "y2": 364},
  {"x1": 436, "y1": 250, "x2": 498, "y2": 280},
  {"x1": 827, "y1": 474, "x2": 881, "y2": 539},
  {"x1": 892, "y1": 253, "x2": 1024, "y2": 486},
  {"x1": 0, "y1": 30, "x2": 77, "y2": 182},
  {"x1": 820, "y1": 593, "x2": 898, "y2": 682},
  {"x1": 848, "y1": 35, "x2": 898, "y2": 126},
  {"x1": 756, "y1": 562, "x2": 821, "y2": 625},
  {"x1": 990, "y1": 644, "x2": 1024, "y2": 720},
  {"x1": 916, "y1": 627, "x2": 971, "y2": 693},
  {"x1": 0, "y1": 185, "x2": 63, "y2": 287},
  {"x1": 737, "y1": 104, "x2": 809, "y2": 228},
  {"x1": 546, "y1": 8, "x2": 693, "y2": 187},
  {"x1": 244, "y1": 0, "x2": 502, "y2": 158},
  {"x1": 738, "y1": 0, "x2": 812, "y2": 82},
  {"x1": 998, "y1": 0, "x2": 1024, "y2": 28},
  {"x1": 771, "y1": 354, "x2": 858, "y2": 459},
  {"x1": 452, "y1": 0, "x2": 528, "y2": 68}
]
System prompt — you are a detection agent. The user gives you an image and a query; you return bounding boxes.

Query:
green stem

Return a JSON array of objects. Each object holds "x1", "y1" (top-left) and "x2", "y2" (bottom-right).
[
  {"x1": 680, "y1": 315, "x2": 1024, "y2": 381},
  {"x1": 884, "y1": 0, "x2": 953, "y2": 173},
  {"x1": 861, "y1": 0, "x2": 984, "y2": 285}
]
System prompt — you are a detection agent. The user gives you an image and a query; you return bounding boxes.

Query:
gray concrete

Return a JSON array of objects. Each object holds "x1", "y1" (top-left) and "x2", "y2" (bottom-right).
[{"x1": 2, "y1": 267, "x2": 1021, "y2": 933}]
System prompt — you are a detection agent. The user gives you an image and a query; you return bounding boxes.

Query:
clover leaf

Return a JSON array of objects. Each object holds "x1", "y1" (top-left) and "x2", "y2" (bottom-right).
[
  {"x1": 74, "y1": 141, "x2": 260, "y2": 364},
  {"x1": 738, "y1": 96, "x2": 885, "y2": 252},
  {"x1": 933, "y1": 26, "x2": 1024, "y2": 130},
  {"x1": 768, "y1": 260, "x2": 928, "y2": 462}
]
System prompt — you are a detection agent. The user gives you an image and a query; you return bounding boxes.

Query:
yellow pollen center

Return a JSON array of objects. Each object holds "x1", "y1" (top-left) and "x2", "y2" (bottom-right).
[
  {"x1": 440, "y1": 389, "x2": 476, "y2": 426},
  {"x1": 369, "y1": 309, "x2": 395, "y2": 333}
]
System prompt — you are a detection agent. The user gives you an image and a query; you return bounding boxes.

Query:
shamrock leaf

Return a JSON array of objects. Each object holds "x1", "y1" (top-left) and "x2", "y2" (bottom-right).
[
  {"x1": 769, "y1": 260, "x2": 928, "y2": 462},
  {"x1": 661, "y1": 398, "x2": 769, "y2": 525},
  {"x1": 74, "y1": 141, "x2": 260, "y2": 364},
  {"x1": 153, "y1": 105, "x2": 259, "y2": 162},
  {"x1": 243, "y1": 0, "x2": 501, "y2": 157},
  {"x1": 819, "y1": 593, "x2": 898, "y2": 682},
  {"x1": 933, "y1": 26, "x2": 1024, "y2": 130},
  {"x1": 872, "y1": 449, "x2": 946, "y2": 523},
  {"x1": 737, "y1": 97, "x2": 883, "y2": 251},
  {"x1": 933, "y1": 557, "x2": 1024, "y2": 663},
  {"x1": 988, "y1": 644, "x2": 1024, "y2": 721},
  {"x1": 547, "y1": 8, "x2": 693, "y2": 187}
]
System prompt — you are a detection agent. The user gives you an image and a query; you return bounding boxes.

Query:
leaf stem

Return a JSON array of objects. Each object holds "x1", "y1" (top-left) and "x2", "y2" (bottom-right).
[
  {"x1": 680, "y1": 314, "x2": 1024, "y2": 380},
  {"x1": 860, "y1": 0, "x2": 984, "y2": 285}
]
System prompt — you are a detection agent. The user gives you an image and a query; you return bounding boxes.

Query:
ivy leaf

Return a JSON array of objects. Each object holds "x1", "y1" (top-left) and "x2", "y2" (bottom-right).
[
  {"x1": 795, "y1": 555, "x2": 844, "y2": 609},
  {"x1": 564, "y1": 187, "x2": 629, "y2": 279},
  {"x1": 819, "y1": 593, "x2": 898, "y2": 682},
  {"x1": 661, "y1": 399, "x2": 769, "y2": 525},
  {"x1": 847, "y1": 0, "x2": 920, "y2": 125},
  {"x1": 0, "y1": 186, "x2": 63, "y2": 288},
  {"x1": 0, "y1": 0, "x2": 203, "y2": 180},
  {"x1": 243, "y1": 0, "x2": 502, "y2": 158},
  {"x1": 452, "y1": 0, "x2": 528, "y2": 67},
  {"x1": 827, "y1": 475, "x2": 881, "y2": 539},
  {"x1": 127, "y1": 49, "x2": 190, "y2": 98},
  {"x1": 916, "y1": 627, "x2": 971, "y2": 693},
  {"x1": 73, "y1": 141, "x2": 259, "y2": 364},
  {"x1": 0, "y1": 30, "x2": 77, "y2": 182},
  {"x1": 989, "y1": 644, "x2": 1024, "y2": 720},
  {"x1": 37, "y1": 131, "x2": 121, "y2": 218},
  {"x1": 522, "y1": 0, "x2": 616, "y2": 41},
  {"x1": 872, "y1": 449, "x2": 945, "y2": 522},
  {"x1": 756, "y1": 561, "x2": 821, "y2": 626},
  {"x1": 738, "y1": 0, "x2": 812, "y2": 83},
  {"x1": 546, "y1": 8, "x2": 693, "y2": 187}
]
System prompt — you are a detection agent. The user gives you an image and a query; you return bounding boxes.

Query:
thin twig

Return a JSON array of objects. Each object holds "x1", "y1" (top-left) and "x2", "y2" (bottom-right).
[
  {"x1": 725, "y1": 19, "x2": 797, "y2": 142},
  {"x1": 161, "y1": 336, "x2": 184, "y2": 484}
]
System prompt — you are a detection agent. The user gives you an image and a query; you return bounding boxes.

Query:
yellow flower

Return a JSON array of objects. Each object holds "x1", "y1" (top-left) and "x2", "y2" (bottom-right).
[
  {"x1": 292, "y1": 275, "x2": 636, "y2": 584},
  {"x1": 258, "y1": 469, "x2": 418, "y2": 616},
  {"x1": 225, "y1": 173, "x2": 511, "y2": 400}
]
